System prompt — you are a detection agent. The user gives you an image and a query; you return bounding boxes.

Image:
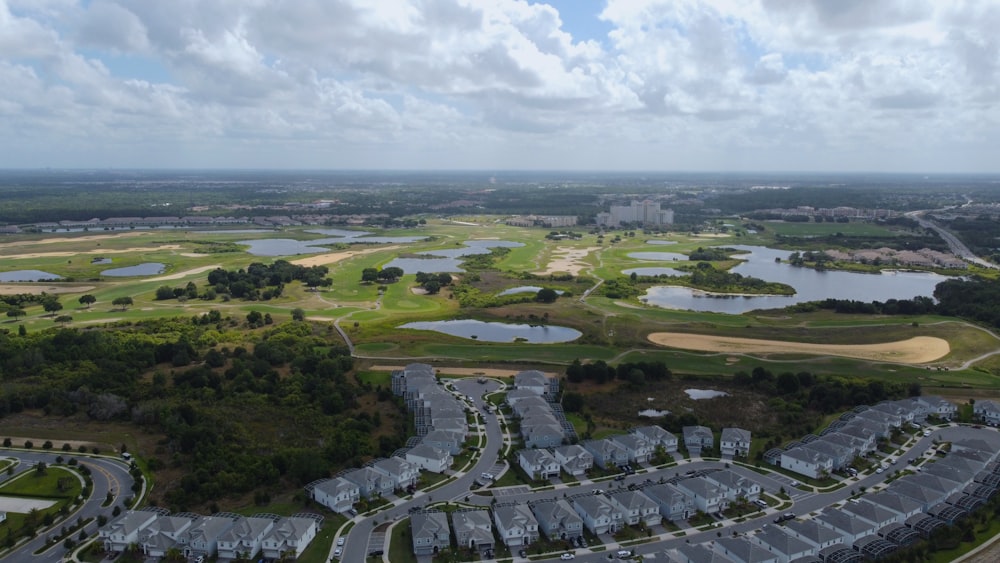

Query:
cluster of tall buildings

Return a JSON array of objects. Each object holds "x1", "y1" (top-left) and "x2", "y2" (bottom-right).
[{"x1": 596, "y1": 200, "x2": 675, "y2": 228}]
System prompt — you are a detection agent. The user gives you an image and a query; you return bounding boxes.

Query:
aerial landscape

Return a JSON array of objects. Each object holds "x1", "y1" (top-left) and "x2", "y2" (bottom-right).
[{"x1": 1, "y1": 2, "x2": 1000, "y2": 563}]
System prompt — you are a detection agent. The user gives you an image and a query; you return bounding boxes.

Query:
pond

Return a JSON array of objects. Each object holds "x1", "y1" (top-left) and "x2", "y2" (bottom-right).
[
  {"x1": 90, "y1": 257, "x2": 113, "y2": 264},
  {"x1": 685, "y1": 389, "x2": 729, "y2": 400},
  {"x1": 642, "y1": 245, "x2": 952, "y2": 314},
  {"x1": 0, "y1": 270, "x2": 62, "y2": 282},
  {"x1": 399, "y1": 319, "x2": 582, "y2": 343},
  {"x1": 628, "y1": 251, "x2": 688, "y2": 261},
  {"x1": 238, "y1": 238, "x2": 338, "y2": 256},
  {"x1": 102, "y1": 263, "x2": 166, "y2": 277},
  {"x1": 382, "y1": 257, "x2": 466, "y2": 274},
  {"x1": 622, "y1": 267, "x2": 685, "y2": 277},
  {"x1": 645, "y1": 240, "x2": 678, "y2": 245},
  {"x1": 498, "y1": 286, "x2": 565, "y2": 297},
  {"x1": 384, "y1": 240, "x2": 525, "y2": 273}
]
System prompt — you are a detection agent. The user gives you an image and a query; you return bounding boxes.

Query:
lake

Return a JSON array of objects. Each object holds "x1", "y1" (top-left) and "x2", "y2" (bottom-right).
[
  {"x1": 400, "y1": 319, "x2": 582, "y2": 343},
  {"x1": 238, "y1": 238, "x2": 338, "y2": 256},
  {"x1": 0, "y1": 270, "x2": 62, "y2": 282},
  {"x1": 102, "y1": 263, "x2": 166, "y2": 277},
  {"x1": 384, "y1": 240, "x2": 525, "y2": 273},
  {"x1": 382, "y1": 257, "x2": 466, "y2": 273},
  {"x1": 629, "y1": 251, "x2": 688, "y2": 261},
  {"x1": 642, "y1": 245, "x2": 951, "y2": 314},
  {"x1": 645, "y1": 240, "x2": 678, "y2": 245}
]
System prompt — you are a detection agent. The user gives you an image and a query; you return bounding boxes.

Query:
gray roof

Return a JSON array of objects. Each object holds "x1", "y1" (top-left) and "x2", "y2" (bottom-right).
[{"x1": 754, "y1": 524, "x2": 813, "y2": 557}]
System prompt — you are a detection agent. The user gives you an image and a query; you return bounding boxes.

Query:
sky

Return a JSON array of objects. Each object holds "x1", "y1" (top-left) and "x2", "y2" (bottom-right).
[{"x1": 1, "y1": 0, "x2": 998, "y2": 173}]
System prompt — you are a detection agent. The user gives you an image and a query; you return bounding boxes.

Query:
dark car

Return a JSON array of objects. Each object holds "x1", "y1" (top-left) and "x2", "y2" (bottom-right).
[{"x1": 774, "y1": 513, "x2": 795, "y2": 524}]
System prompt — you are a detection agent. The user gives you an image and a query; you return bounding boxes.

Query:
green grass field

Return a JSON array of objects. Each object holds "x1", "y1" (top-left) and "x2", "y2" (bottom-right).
[{"x1": 4, "y1": 220, "x2": 999, "y2": 394}]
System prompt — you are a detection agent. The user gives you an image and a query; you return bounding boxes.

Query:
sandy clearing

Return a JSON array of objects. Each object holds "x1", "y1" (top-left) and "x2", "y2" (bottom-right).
[
  {"x1": 0, "y1": 497, "x2": 57, "y2": 513},
  {"x1": 648, "y1": 333, "x2": 950, "y2": 364},
  {"x1": 290, "y1": 245, "x2": 400, "y2": 267},
  {"x1": 0, "y1": 284, "x2": 95, "y2": 295},
  {"x1": 0, "y1": 232, "x2": 153, "y2": 250},
  {"x1": 146, "y1": 265, "x2": 221, "y2": 282},
  {"x1": 370, "y1": 365, "x2": 559, "y2": 378},
  {"x1": 534, "y1": 246, "x2": 599, "y2": 276},
  {"x1": 1, "y1": 245, "x2": 182, "y2": 260}
]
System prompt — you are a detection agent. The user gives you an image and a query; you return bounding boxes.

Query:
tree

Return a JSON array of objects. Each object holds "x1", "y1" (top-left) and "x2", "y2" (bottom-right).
[
  {"x1": 78, "y1": 294, "x2": 96, "y2": 308},
  {"x1": 377, "y1": 267, "x2": 404, "y2": 282},
  {"x1": 43, "y1": 299, "x2": 63, "y2": 316},
  {"x1": 112, "y1": 296, "x2": 133, "y2": 311},
  {"x1": 535, "y1": 288, "x2": 559, "y2": 303},
  {"x1": 54, "y1": 315, "x2": 73, "y2": 324},
  {"x1": 6, "y1": 308, "x2": 25, "y2": 321},
  {"x1": 361, "y1": 268, "x2": 379, "y2": 283},
  {"x1": 155, "y1": 286, "x2": 175, "y2": 300},
  {"x1": 291, "y1": 308, "x2": 306, "y2": 321}
]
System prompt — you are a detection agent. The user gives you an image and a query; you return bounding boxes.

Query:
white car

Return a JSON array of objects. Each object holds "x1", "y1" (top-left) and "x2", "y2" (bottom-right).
[
  {"x1": 333, "y1": 546, "x2": 342, "y2": 558},
  {"x1": 561, "y1": 554, "x2": 575, "y2": 560},
  {"x1": 923, "y1": 430, "x2": 932, "y2": 437},
  {"x1": 337, "y1": 537, "x2": 345, "y2": 546}
]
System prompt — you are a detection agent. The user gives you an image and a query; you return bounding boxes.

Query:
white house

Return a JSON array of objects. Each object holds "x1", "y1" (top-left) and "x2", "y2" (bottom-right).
[
  {"x1": 713, "y1": 536, "x2": 780, "y2": 563},
  {"x1": 530, "y1": 500, "x2": 584, "y2": 541},
  {"x1": 260, "y1": 516, "x2": 319, "y2": 560},
  {"x1": 783, "y1": 519, "x2": 846, "y2": 552},
  {"x1": 974, "y1": 400, "x2": 1000, "y2": 425},
  {"x1": 372, "y1": 457, "x2": 420, "y2": 491},
  {"x1": 814, "y1": 507, "x2": 878, "y2": 544},
  {"x1": 607, "y1": 490, "x2": 661, "y2": 527},
  {"x1": 411, "y1": 511, "x2": 450, "y2": 556},
  {"x1": 421, "y1": 429, "x2": 464, "y2": 455},
  {"x1": 631, "y1": 425, "x2": 678, "y2": 453},
  {"x1": 493, "y1": 504, "x2": 540, "y2": 547},
  {"x1": 705, "y1": 470, "x2": 761, "y2": 502},
  {"x1": 552, "y1": 444, "x2": 593, "y2": 476},
  {"x1": 137, "y1": 515, "x2": 194, "y2": 558},
  {"x1": 311, "y1": 477, "x2": 360, "y2": 514},
  {"x1": 780, "y1": 446, "x2": 834, "y2": 479},
  {"x1": 101, "y1": 511, "x2": 158, "y2": 553},
  {"x1": 451, "y1": 510, "x2": 494, "y2": 551},
  {"x1": 572, "y1": 495, "x2": 624, "y2": 535},
  {"x1": 342, "y1": 467, "x2": 393, "y2": 499},
  {"x1": 609, "y1": 434, "x2": 653, "y2": 464},
  {"x1": 518, "y1": 448, "x2": 561, "y2": 480},
  {"x1": 641, "y1": 483, "x2": 694, "y2": 522},
  {"x1": 177, "y1": 515, "x2": 236, "y2": 560},
  {"x1": 216, "y1": 516, "x2": 274, "y2": 561},
  {"x1": 752, "y1": 524, "x2": 816, "y2": 562},
  {"x1": 581, "y1": 438, "x2": 628, "y2": 469},
  {"x1": 720, "y1": 428, "x2": 752, "y2": 458},
  {"x1": 682, "y1": 426, "x2": 714, "y2": 456},
  {"x1": 405, "y1": 444, "x2": 453, "y2": 473},
  {"x1": 674, "y1": 477, "x2": 728, "y2": 514}
]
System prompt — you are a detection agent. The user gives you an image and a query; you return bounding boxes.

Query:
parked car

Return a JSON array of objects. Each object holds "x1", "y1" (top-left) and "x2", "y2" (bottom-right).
[
  {"x1": 754, "y1": 499, "x2": 768, "y2": 508},
  {"x1": 333, "y1": 547, "x2": 342, "y2": 558},
  {"x1": 337, "y1": 537, "x2": 345, "y2": 546},
  {"x1": 561, "y1": 554, "x2": 575, "y2": 560},
  {"x1": 774, "y1": 513, "x2": 795, "y2": 524}
]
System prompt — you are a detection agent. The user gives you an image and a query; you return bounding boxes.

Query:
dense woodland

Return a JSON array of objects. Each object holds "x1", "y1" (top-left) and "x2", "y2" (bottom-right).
[{"x1": 0, "y1": 316, "x2": 396, "y2": 512}]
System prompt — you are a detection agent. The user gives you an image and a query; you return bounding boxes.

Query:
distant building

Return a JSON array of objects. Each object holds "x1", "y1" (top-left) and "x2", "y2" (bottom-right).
[{"x1": 596, "y1": 200, "x2": 674, "y2": 227}]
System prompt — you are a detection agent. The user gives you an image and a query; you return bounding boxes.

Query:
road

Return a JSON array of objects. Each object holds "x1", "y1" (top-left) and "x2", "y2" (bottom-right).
[
  {"x1": 338, "y1": 376, "x2": 509, "y2": 562},
  {"x1": 906, "y1": 210, "x2": 998, "y2": 269},
  {"x1": 334, "y1": 422, "x2": 999, "y2": 563},
  {"x1": 0, "y1": 449, "x2": 137, "y2": 563}
]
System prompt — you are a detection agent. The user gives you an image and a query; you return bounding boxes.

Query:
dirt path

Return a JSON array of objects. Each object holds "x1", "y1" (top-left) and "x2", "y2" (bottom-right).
[{"x1": 648, "y1": 333, "x2": 950, "y2": 364}]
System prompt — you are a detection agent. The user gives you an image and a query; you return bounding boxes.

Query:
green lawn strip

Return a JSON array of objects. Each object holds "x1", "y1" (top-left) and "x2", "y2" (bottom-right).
[
  {"x1": 928, "y1": 519, "x2": 1000, "y2": 563},
  {"x1": 293, "y1": 520, "x2": 338, "y2": 563},
  {"x1": 0, "y1": 465, "x2": 83, "y2": 498},
  {"x1": 387, "y1": 519, "x2": 418, "y2": 563}
]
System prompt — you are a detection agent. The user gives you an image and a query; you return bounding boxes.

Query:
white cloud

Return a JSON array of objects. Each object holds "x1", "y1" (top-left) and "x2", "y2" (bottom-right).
[{"x1": 0, "y1": 0, "x2": 995, "y2": 171}]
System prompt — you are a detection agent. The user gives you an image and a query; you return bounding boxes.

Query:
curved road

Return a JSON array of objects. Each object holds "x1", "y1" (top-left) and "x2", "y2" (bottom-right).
[{"x1": 0, "y1": 449, "x2": 137, "y2": 563}]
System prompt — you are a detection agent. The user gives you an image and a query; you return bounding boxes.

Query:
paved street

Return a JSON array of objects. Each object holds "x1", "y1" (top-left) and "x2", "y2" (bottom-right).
[{"x1": 0, "y1": 449, "x2": 138, "y2": 563}]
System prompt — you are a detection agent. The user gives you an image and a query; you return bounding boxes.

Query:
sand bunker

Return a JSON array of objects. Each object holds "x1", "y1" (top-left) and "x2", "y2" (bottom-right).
[
  {"x1": 534, "y1": 246, "x2": 599, "y2": 276},
  {"x1": 146, "y1": 265, "x2": 221, "y2": 282},
  {"x1": 0, "y1": 284, "x2": 95, "y2": 295},
  {"x1": 2, "y1": 245, "x2": 182, "y2": 260},
  {"x1": 648, "y1": 333, "x2": 950, "y2": 364},
  {"x1": 0, "y1": 232, "x2": 153, "y2": 250},
  {"x1": 290, "y1": 246, "x2": 399, "y2": 267}
]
